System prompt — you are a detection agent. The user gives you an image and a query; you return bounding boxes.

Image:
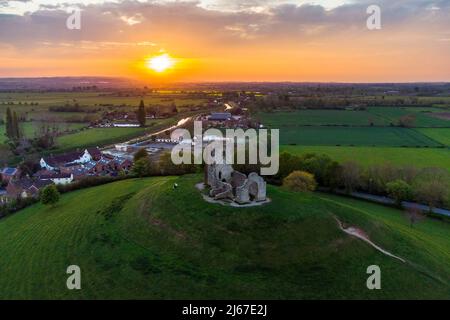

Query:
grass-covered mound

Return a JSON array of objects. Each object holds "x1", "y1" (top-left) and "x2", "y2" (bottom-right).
[{"x1": 0, "y1": 175, "x2": 449, "y2": 299}]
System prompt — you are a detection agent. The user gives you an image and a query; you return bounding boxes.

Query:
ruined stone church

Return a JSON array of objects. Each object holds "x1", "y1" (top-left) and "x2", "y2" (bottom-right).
[{"x1": 204, "y1": 162, "x2": 267, "y2": 205}]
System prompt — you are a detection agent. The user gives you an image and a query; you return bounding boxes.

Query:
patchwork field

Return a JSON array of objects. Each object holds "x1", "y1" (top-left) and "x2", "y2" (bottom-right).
[
  {"x1": 0, "y1": 90, "x2": 202, "y2": 160},
  {"x1": 258, "y1": 109, "x2": 449, "y2": 172},
  {"x1": 0, "y1": 174, "x2": 449, "y2": 299}
]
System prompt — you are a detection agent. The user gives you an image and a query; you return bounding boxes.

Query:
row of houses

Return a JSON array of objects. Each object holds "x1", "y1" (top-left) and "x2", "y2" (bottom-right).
[
  {"x1": 40, "y1": 147, "x2": 133, "y2": 181},
  {"x1": 1, "y1": 147, "x2": 133, "y2": 202}
]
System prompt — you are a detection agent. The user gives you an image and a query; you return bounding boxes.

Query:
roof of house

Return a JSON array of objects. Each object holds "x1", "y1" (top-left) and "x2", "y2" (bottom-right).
[
  {"x1": 111, "y1": 157, "x2": 131, "y2": 166},
  {"x1": 82, "y1": 161, "x2": 97, "y2": 171},
  {"x1": 38, "y1": 172, "x2": 72, "y2": 179},
  {"x1": 9, "y1": 178, "x2": 53, "y2": 191},
  {"x1": 97, "y1": 158, "x2": 111, "y2": 165},
  {"x1": 209, "y1": 112, "x2": 232, "y2": 121},
  {"x1": 87, "y1": 147, "x2": 102, "y2": 159},
  {"x1": 1, "y1": 167, "x2": 18, "y2": 176},
  {"x1": 70, "y1": 167, "x2": 91, "y2": 177},
  {"x1": 43, "y1": 151, "x2": 84, "y2": 167}
]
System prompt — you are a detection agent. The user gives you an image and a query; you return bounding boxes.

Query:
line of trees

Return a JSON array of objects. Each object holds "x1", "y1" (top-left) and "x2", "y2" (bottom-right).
[
  {"x1": 272, "y1": 152, "x2": 450, "y2": 212},
  {"x1": 5, "y1": 107, "x2": 21, "y2": 141}
]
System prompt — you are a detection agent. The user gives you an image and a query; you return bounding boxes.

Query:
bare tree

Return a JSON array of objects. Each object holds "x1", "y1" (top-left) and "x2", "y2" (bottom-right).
[
  {"x1": 397, "y1": 114, "x2": 416, "y2": 127},
  {"x1": 405, "y1": 205, "x2": 425, "y2": 228},
  {"x1": 340, "y1": 161, "x2": 361, "y2": 193},
  {"x1": 33, "y1": 117, "x2": 62, "y2": 149},
  {"x1": 414, "y1": 167, "x2": 449, "y2": 212}
]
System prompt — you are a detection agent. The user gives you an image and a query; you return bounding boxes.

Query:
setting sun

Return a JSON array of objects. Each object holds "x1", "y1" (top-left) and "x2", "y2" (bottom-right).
[{"x1": 146, "y1": 54, "x2": 175, "y2": 73}]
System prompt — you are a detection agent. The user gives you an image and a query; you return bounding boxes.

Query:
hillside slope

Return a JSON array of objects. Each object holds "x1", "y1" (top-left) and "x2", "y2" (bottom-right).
[{"x1": 0, "y1": 175, "x2": 449, "y2": 299}]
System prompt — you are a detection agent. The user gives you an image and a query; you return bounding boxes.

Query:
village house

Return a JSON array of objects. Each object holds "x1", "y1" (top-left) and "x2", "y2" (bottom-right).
[
  {"x1": 34, "y1": 170, "x2": 74, "y2": 185},
  {"x1": 1, "y1": 167, "x2": 20, "y2": 183},
  {"x1": 40, "y1": 148, "x2": 102, "y2": 171},
  {"x1": 59, "y1": 161, "x2": 97, "y2": 178},
  {"x1": 89, "y1": 156, "x2": 132, "y2": 174},
  {"x1": 6, "y1": 178, "x2": 53, "y2": 199},
  {"x1": 26, "y1": 146, "x2": 133, "y2": 189},
  {"x1": 61, "y1": 166, "x2": 93, "y2": 181},
  {"x1": 58, "y1": 154, "x2": 132, "y2": 178},
  {"x1": 110, "y1": 157, "x2": 133, "y2": 172}
]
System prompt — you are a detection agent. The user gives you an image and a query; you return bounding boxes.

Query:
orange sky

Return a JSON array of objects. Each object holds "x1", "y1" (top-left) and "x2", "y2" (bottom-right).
[{"x1": 0, "y1": 0, "x2": 449, "y2": 82}]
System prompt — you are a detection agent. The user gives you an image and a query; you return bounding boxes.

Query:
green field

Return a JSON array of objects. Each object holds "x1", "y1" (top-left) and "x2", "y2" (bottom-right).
[
  {"x1": 258, "y1": 108, "x2": 450, "y2": 128},
  {"x1": 280, "y1": 145, "x2": 450, "y2": 169},
  {"x1": 278, "y1": 126, "x2": 441, "y2": 147},
  {"x1": 367, "y1": 107, "x2": 450, "y2": 127},
  {"x1": 258, "y1": 110, "x2": 388, "y2": 126},
  {"x1": 0, "y1": 122, "x2": 86, "y2": 144},
  {"x1": 0, "y1": 174, "x2": 449, "y2": 299},
  {"x1": 257, "y1": 110, "x2": 446, "y2": 147},
  {"x1": 418, "y1": 128, "x2": 450, "y2": 146},
  {"x1": 54, "y1": 118, "x2": 175, "y2": 152},
  {"x1": 56, "y1": 127, "x2": 146, "y2": 151}
]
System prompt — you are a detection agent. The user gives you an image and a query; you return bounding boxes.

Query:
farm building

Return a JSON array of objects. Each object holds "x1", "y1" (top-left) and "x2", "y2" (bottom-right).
[{"x1": 40, "y1": 148, "x2": 102, "y2": 170}]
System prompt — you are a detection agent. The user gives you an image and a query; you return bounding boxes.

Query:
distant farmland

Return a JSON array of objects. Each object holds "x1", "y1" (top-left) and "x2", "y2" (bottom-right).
[
  {"x1": 277, "y1": 126, "x2": 442, "y2": 147},
  {"x1": 258, "y1": 107, "x2": 450, "y2": 128},
  {"x1": 0, "y1": 91, "x2": 204, "y2": 159},
  {"x1": 258, "y1": 108, "x2": 450, "y2": 171}
]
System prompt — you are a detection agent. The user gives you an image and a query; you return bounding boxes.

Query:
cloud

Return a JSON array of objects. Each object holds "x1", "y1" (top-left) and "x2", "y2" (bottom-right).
[
  {"x1": 0, "y1": 0, "x2": 446, "y2": 44},
  {"x1": 0, "y1": 0, "x2": 449, "y2": 80}
]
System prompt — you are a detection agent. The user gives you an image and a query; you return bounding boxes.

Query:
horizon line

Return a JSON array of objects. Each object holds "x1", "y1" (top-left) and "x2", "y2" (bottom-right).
[{"x1": 0, "y1": 76, "x2": 449, "y2": 85}]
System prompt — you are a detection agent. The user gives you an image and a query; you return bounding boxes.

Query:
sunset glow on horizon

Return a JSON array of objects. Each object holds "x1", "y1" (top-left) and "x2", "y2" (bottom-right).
[{"x1": 146, "y1": 54, "x2": 175, "y2": 73}]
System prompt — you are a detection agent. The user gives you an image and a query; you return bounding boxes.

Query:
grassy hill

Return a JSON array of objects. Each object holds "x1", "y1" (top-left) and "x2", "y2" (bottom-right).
[{"x1": 0, "y1": 174, "x2": 449, "y2": 299}]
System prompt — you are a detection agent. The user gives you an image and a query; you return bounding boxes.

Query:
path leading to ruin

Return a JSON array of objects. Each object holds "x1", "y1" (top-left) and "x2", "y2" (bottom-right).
[{"x1": 333, "y1": 216, "x2": 406, "y2": 263}]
